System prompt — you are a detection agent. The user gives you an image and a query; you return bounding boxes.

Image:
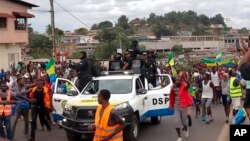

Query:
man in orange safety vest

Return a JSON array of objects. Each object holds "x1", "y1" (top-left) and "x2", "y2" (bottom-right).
[{"x1": 88, "y1": 89, "x2": 125, "y2": 141}]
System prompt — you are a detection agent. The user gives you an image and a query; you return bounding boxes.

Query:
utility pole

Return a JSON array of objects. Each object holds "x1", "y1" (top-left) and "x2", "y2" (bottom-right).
[
  {"x1": 117, "y1": 33, "x2": 122, "y2": 54},
  {"x1": 50, "y1": 0, "x2": 56, "y2": 58}
]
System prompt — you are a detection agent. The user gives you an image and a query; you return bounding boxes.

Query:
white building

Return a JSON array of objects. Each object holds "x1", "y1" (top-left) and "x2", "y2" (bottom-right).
[
  {"x1": 140, "y1": 36, "x2": 225, "y2": 53},
  {"x1": 75, "y1": 36, "x2": 99, "y2": 56}
]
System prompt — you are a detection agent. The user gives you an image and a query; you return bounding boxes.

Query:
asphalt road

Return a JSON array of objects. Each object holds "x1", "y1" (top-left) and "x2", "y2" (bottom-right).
[{"x1": 14, "y1": 105, "x2": 230, "y2": 141}]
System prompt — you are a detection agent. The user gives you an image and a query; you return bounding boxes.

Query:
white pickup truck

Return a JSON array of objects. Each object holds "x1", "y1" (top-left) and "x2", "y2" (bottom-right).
[{"x1": 52, "y1": 72, "x2": 174, "y2": 141}]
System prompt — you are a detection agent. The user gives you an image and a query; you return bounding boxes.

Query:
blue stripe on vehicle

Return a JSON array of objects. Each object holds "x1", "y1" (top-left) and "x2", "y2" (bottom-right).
[{"x1": 140, "y1": 108, "x2": 174, "y2": 122}]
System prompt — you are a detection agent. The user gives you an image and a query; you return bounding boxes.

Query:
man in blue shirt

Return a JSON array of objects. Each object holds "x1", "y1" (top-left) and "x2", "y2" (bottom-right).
[
  {"x1": 57, "y1": 80, "x2": 67, "y2": 94},
  {"x1": 0, "y1": 69, "x2": 6, "y2": 81},
  {"x1": 12, "y1": 77, "x2": 33, "y2": 139}
]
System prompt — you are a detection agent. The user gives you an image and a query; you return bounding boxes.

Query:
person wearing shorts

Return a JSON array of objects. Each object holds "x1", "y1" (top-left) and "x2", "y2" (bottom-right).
[
  {"x1": 221, "y1": 73, "x2": 231, "y2": 123},
  {"x1": 201, "y1": 73, "x2": 214, "y2": 124},
  {"x1": 229, "y1": 69, "x2": 242, "y2": 116}
]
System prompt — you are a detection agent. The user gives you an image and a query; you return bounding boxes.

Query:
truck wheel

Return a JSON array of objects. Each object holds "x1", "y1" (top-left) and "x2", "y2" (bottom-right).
[
  {"x1": 124, "y1": 114, "x2": 139, "y2": 141},
  {"x1": 66, "y1": 131, "x2": 81, "y2": 141},
  {"x1": 151, "y1": 116, "x2": 161, "y2": 125}
]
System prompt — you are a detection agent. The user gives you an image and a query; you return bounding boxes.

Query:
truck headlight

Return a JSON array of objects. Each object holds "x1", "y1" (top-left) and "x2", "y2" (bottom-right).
[
  {"x1": 64, "y1": 104, "x2": 72, "y2": 111},
  {"x1": 115, "y1": 102, "x2": 129, "y2": 111}
]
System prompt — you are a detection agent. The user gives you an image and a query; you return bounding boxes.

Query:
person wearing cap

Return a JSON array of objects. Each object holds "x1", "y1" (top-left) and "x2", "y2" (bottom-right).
[
  {"x1": 140, "y1": 51, "x2": 150, "y2": 84},
  {"x1": 75, "y1": 51, "x2": 99, "y2": 92},
  {"x1": 128, "y1": 40, "x2": 142, "y2": 59},
  {"x1": 146, "y1": 51, "x2": 157, "y2": 87}
]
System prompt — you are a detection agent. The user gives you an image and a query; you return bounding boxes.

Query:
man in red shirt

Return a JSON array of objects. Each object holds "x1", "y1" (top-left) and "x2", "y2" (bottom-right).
[{"x1": 170, "y1": 76, "x2": 193, "y2": 141}]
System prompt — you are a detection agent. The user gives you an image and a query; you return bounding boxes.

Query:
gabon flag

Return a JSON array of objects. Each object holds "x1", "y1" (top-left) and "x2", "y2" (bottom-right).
[
  {"x1": 46, "y1": 59, "x2": 56, "y2": 83},
  {"x1": 216, "y1": 51, "x2": 222, "y2": 62},
  {"x1": 166, "y1": 53, "x2": 174, "y2": 67}
]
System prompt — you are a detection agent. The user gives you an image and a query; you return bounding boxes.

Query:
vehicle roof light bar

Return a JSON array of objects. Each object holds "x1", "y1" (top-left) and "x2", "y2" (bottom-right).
[{"x1": 101, "y1": 70, "x2": 134, "y2": 75}]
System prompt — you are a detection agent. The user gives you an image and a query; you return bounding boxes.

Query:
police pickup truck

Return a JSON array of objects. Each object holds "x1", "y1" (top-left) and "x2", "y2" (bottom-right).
[{"x1": 52, "y1": 71, "x2": 174, "y2": 141}]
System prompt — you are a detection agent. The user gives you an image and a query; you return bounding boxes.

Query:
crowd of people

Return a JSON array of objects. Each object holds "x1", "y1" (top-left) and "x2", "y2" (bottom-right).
[
  {"x1": 0, "y1": 38, "x2": 249, "y2": 141},
  {"x1": 0, "y1": 60, "x2": 80, "y2": 141}
]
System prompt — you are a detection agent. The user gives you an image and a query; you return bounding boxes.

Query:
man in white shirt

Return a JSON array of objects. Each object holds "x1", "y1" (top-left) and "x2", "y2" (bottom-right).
[{"x1": 210, "y1": 67, "x2": 221, "y2": 105}]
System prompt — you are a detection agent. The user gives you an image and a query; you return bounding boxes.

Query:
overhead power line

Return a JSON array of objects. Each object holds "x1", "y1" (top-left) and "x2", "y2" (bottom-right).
[{"x1": 54, "y1": 0, "x2": 90, "y2": 29}]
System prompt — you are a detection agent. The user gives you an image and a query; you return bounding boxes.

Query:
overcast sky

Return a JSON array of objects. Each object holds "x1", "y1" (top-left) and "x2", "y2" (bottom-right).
[{"x1": 25, "y1": 0, "x2": 250, "y2": 33}]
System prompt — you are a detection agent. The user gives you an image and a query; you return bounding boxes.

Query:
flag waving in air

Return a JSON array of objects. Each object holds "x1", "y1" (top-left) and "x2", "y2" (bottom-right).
[
  {"x1": 166, "y1": 53, "x2": 174, "y2": 67},
  {"x1": 216, "y1": 51, "x2": 222, "y2": 62},
  {"x1": 46, "y1": 59, "x2": 56, "y2": 83},
  {"x1": 171, "y1": 66, "x2": 177, "y2": 77}
]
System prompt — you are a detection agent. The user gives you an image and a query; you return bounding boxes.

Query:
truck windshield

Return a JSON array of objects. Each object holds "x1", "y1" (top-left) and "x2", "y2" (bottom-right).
[{"x1": 82, "y1": 79, "x2": 132, "y2": 94}]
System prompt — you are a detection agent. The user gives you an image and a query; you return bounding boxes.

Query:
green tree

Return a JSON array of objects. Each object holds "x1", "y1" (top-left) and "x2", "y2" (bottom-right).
[
  {"x1": 91, "y1": 24, "x2": 99, "y2": 30},
  {"x1": 182, "y1": 10, "x2": 198, "y2": 25},
  {"x1": 164, "y1": 11, "x2": 181, "y2": 25},
  {"x1": 183, "y1": 48, "x2": 192, "y2": 53},
  {"x1": 46, "y1": 24, "x2": 64, "y2": 38},
  {"x1": 69, "y1": 51, "x2": 81, "y2": 59},
  {"x1": 97, "y1": 28, "x2": 116, "y2": 42},
  {"x1": 152, "y1": 24, "x2": 174, "y2": 39},
  {"x1": 192, "y1": 25, "x2": 208, "y2": 35},
  {"x1": 238, "y1": 27, "x2": 249, "y2": 34},
  {"x1": 93, "y1": 26, "x2": 131, "y2": 59},
  {"x1": 198, "y1": 14, "x2": 210, "y2": 26},
  {"x1": 172, "y1": 44, "x2": 192, "y2": 55},
  {"x1": 29, "y1": 34, "x2": 52, "y2": 58},
  {"x1": 74, "y1": 27, "x2": 88, "y2": 35},
  {"x1": 210, "y1": 14, "x2": 225, "y2": 25},
  {"x1": 172, "y1": 44, "x2": 183, "y2": 55},
  {"x1": 92, "y1": 42, "x2": 117, "y2": 59},
  {"x1": 28, "y1": 27, "x2": 34, "y2": 34},
  {"x1": 117, "y1": 15, "x2": 130, "y2": 29},
  {"x1": 98, "y1": 21, "x2": 113, "y2": 29},
  {"x1": 147, "y1": 13, "x2": 158, "y2": 25}
]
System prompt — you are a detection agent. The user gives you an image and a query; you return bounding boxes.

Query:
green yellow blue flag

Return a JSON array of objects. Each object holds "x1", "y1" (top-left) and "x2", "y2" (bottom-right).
[
  {"x1": 201, "y1": 58, "x2": 236, "y2": 67},
  {"x1": 216, "y1": 51, "x2": 222, "y2": 62},
  {"x1": 189, "y1": 87, "x2": 196, "y2": 98},
  {"x1": 46, "y1": 59, "x2": 56, "y2": 83},
  {"x1": 171, "y1": 66, "x2": 177, "y2": 77},
  {"x1": 166, "y1": 53, "x2": 174, "y2": 67}
]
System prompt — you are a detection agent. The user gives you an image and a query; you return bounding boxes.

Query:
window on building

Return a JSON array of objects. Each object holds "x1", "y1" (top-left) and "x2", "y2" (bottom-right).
[
  {"x1": 0, "y1": 18, "x2": 7, "y2": 28},
  {"x1": 15, "y1": 18, "x2": 26, "y2": 30},
  {"x1": 72, "y1": 39, "x2": 77, "y2": 43}
]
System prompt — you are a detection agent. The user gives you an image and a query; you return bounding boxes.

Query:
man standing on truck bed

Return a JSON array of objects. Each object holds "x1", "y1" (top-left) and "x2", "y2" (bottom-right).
[
  {"x1": 88, "y1": 89, "x2": 125, "y2": 141},
  {"x1": 75, "y1": 51, "x2": 100, "y2": 92}
]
